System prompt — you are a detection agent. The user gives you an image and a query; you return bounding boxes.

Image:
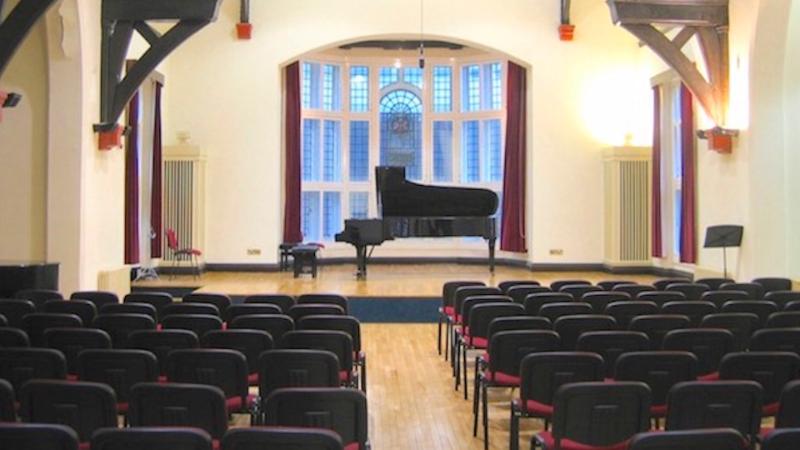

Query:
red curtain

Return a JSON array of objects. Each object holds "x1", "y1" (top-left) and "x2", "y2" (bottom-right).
[
  {"x1": 150, "y1": 81, "x2": 163, "y2": 258},
  {"x1": 124, "y1": 90, "x2": 140, "y2": 264},
  {"x1": 500, "y1": 62, "x2": 527, "y2": 252},
  {"x1": 282, "y1": 62, "x2": 303, "y2": 243},
  {"x1": 679, "y1": 84, "x2": 697, "y2": 263},
  {"x1": 651, "y1": 86, "x2": 663, "y2": 258}
]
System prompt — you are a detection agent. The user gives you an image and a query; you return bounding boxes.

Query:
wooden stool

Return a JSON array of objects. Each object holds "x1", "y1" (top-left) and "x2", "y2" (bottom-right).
[{"x1": 292, "y1": 245, "x2": 320, "y2": 278}]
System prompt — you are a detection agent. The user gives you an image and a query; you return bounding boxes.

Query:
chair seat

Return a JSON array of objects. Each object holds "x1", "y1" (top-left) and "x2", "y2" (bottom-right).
[
  {"x1": 650, "y1": 404, "x2": 667, "y2": 417},
  {"x1": 484, "y1": 370, "x2": 520, "y2": 386},
  {"x1": 118, "y1": 402, "x2": 129, "y2": 414},
  {"x1": 763, "y1": 402, "x2": 779, "y2": 416},
  {"x1": 79, "y1": 442, "x2": 90, "y2": 450},
  {"x1": 175, "y1": 248, "x2": 202, "y2": 256},
  {"x1": 225, "y1": 394, "x2": 256, "y2": 413},
  {"x1": 340, "y1": 370, "x2": 355, "y2": 383},
  {"x1": 66, "y1": 374, "x2": 78, "y2": 381},
  {"x1": 248, "y1": 372, "x2": 259, "y2": 386},
  {"x1": 760, "y1": 427, "x2": 774, "y2": 440},
  {"x1": 536, "y1": 431, "x2": 630, "y2": 450},
  {"x1": 444, "y1": 306, "x2": 455, "y2": 317},
  {"x1": 344, "y1": 443, "x2": 360, "y2": 450},
  {"x1": 698, "y1": 372, "x2": 720, "y2": 381},
  {"x1": 515, "y1": 398, "x2": 554, "y2": 417}
]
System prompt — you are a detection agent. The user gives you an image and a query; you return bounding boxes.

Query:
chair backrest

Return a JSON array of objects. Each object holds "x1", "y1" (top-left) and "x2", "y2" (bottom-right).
[
  {"x1": 750, "y1": 328, "x2": 800, "y2": 354},
  {"x1": 597, "y1": 280, "x2": 636, "y2": 290},
  {"x1": 466, "y1": 302, "x2": 523, "y2": 343},
  {"x1": 442, "y1": 281, "x2": 485, "y2": 307},
  {"x1": 665, "y1": 380, "x2": 763, "y2": 439},
  {"x1": 263, "y1": 388, "x2": 368, "y2": 450},
  {"x1": 128, "y1": 329, "x2": 200, "y2": 374},
  {"x1": 288, "y1": 304, "x2": 346, "y2": 322},
  {"x1": 297, "y1": 294, "x2": 349, "y2": 313},
  {"x1": 93, "y1": 313, "x2": 156, "y2": 347},
  {"x1": 766, "y1": 311, "x2": 800, "y2": 328},
  {"x1": 581, "y1": 291, "x2": 632, "y2": 313},
  {"x1": 460, "y1": 295, "x2": 512, "y2": 326},
  {"x1": 720, "y1": 282, "x2": 765, "y2": 300},
  {"x1": 719, "y1": 351, "x2": 800, "y2": 407},
  {"x1": 0, "y1": 423, "x2": 79, "y2": 450},
  {"x1": 628, "y1": 315, "x2": 692, "y2": 349},
  {"x1": 183, "y1": 293, "x2": 231, "y2": 314},
  {"x1": 507, "y1": 285, "x2": 552, "y2": 304},
  {"x1": 166, "y1": 228, "x2": 179, "y2": 249},
  {"x1": 559, "y1": 284, "x2": 603, "y2": 299},
  {"x1": 297, "y1": 315, "x2": 362, "y2": 352},
  {"x1": 665, "y1": 283, "x2": 710, "y2": 301},
  {"x1": 23, "y1": 313, "x2": 83, "y2": 347},
  {"x1": 229, "y1": 314, "x2": 295, "y2": 341},
  {"x1": 14, "y1": 289, "x2": 63, "y2": 311},
  {"x1": 0, "y1": 378, "x2": 14, "y2": 422},
  {"x1": 576, "y1": 331, "x2": 650, "y2": 378},
  {"x1": 604, "y1": 301, "x2": 659, "y2": 329},
  {"x1": 19, "y1": 380, "x2": 117, "y2": 443},
  {"x1": 486, "y1": 316, "x2": 552, "y2": 342},
  {"x1": 701, "y1": 290, "x2": 751, "y2": 309},
  {"x1": 523, "y1": 292, "x2": 573, "y2": 315},
  {"x1": 661, "y1": 301, "x2": 717, "y2": 327},
  {"x1": 628, "y1": 429, "x2": 748, "y2": 450},
  {"x1": 258, "y1": 349, "x2": 340, "y2": 398},
  {"x1": 124, "y1": 292, "x2": 174, "y2": 315},
  {"x1": 243, "y1": 294, "x2": 296, "y2": 313},
  {"x1": 550, "y1": 381, "x2": 651, "y2": 448},
  {"x1": 0, "y1": 326, "x2": 29, "y2": 347},
  {"x1": 222, "y1": 427, "x2": 344, "y2": 450},
  {"x1": 280, "y1": 330, "x2": 353, "y2": 371},
  {"x1": 615, "y1": 351, "x2": 698, "y2": 406},
  {"x1": 775, "y1": 379, "x2": 800, "y2": 428},
  {"x1": 0, "y1": 299, "x2": 36, "y2": 328},
  {"x1": 91, "y1": 427, "x2": 213, "y2": 450},
  {"x1": 538, "y1": 302, "x2": 593, "y2": 323},
  {"x1": 201, "y1": 329, "x2": 273, "y2": 373},
  {"x1": 519, "y1": 352, "x2": 605, "y2": 406},
  {"x1": 762, "y1": 428, "x2": 800, "y2": 450},
  {"x1": 695, "y1": 278, "x2": 735, "y2": 291},
  {"x1": 70, "y1": 291, "x2": 119, "y2": 309},
  {"x1": 498, "y1": 279, "x2": 539, "y2": 293},
  {"x1": 77, "y1": 349, "x2": 158, "y2": 403},
  {"x1": 453, "y1": 286, "x2": 501, "y2": 317},
  {"x1": 0, "y1": 347, "x2": 66, "y2": 396},
  {"x1": 488, "y1": 330, "x2": 560, "y2": 376},
  {"x1": 753, "y1": 278, "x2": 793, "y2": 294},
  {"x1": 162, "y1": 302, "x2": 220, "y2": 318},
  {"x1": 765, "y1": 291, "x2": 800, "y2": 310},
  {"x1": 161, "y1": 314, "x2": 223, "y2": 339},
  {"x1": 553, "y1": 315, "x2": 618, "y2": 349},
  {"x1": 42, "y1": 328, "x2": 112, "y2": 374},
  {"x1": 99, "y1": 302, "x2": 158, "y2": 321},
  {"x1": 653, "y1": 278, "x2": 691, "y2": 291},
  {"x1": 700, "y1": 313, "x2": 760, "y2": 351},
  {"x1": 613, "y1": 284, "x2": 657, "y2": 298},
  {"x1": 550, "y1": 279, "x2": 591, "y2": 292},
  {"x1": 42, "y1": 300, "x2": 96, "y2": 325},
  {"x1": 662, "y1": 328, "x2": 735, "y2": 376},
  {"x1": 225, "y1": 304, "x2": 283, "y2": 323},
  {"x1": 166, "y1": 349, "x2": 248, "y2": 402},
  {"x1": 637, "y1": 291, "x2": 687, "y2": 307},
  {"x1": 721, "y1": 300, "x2": 778, "y2": 327},
  {"x1": 129, "y1": 382, "x2": 228, "y2": 440}
]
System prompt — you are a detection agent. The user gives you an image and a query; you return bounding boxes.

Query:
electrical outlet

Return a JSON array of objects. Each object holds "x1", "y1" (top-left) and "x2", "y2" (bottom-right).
[
  {"x1": 549, "y1": 249, "x2": 564, "y2": 256},
  {"x1": 247, "y1": 248, "x2": 261, "y2": 256}
]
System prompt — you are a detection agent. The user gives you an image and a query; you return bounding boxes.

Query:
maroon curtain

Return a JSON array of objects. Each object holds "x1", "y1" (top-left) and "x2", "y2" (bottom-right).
[
  {"x1": 124, "y1": 90, "x2": 140, "y2": 264},
  {"x1": 651, "y1": 86, "x2": 663, "y2": 258},
  {"x1": 283, "y1": 62, "x2": 303, "y2": 243},
  {"x1": 150, "y1": 82, "x2": 164, "y2": 258},
  {"x1": 679, "y1": 84, "x2": 697, "y2": 263},
  {"x1": 500, "y1": 62, "x2": 527, "y2": 252}
]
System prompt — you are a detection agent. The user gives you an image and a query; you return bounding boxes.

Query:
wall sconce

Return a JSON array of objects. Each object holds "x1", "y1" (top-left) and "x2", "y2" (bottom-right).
[{"x1": 697, "y1": 126, "x2": 738, "y2": 154}]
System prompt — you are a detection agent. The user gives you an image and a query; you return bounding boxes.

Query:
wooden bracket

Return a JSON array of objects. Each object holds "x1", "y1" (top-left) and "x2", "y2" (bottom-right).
[
  {"x1": 94, "y1": 0, "x2": 221, "y2": 132},
  {"x1": 608, "y1": 0, "x2": 730, "y2": 126},
  {"x1": 0, "y1": 0, "x2": 57, "y2": 81}
]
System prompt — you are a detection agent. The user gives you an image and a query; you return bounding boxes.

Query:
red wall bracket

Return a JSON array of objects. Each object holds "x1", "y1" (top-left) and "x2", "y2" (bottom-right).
[{"x1": 98, "y1": 124, "x2": 125, "y2": 150}]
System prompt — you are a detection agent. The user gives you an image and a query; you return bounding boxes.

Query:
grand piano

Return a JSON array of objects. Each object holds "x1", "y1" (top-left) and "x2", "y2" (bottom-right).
[{"x1": 335, "y1": 166, "x2": 498, "y2": 279}]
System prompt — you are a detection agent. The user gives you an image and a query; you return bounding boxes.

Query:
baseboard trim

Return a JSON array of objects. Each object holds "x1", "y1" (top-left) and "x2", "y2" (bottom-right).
[{"x1": 203, "y1": 263, "x2": 281, "y2": 272}]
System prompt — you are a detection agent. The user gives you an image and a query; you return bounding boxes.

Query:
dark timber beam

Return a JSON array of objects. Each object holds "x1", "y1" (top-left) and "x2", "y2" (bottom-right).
[{"x1": 95, "y1": 0, "x2": 221, "y2": 132}]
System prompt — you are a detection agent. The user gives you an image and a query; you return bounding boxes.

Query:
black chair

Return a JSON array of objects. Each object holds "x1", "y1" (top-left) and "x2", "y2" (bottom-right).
[
  {"x1": 762, "y1": 429, "x2": 800, "y2": 450},
  {"x1": 719, "y1": 351, "x2": 800, "y2": 416},
  {"x1": 550, "y1": 279, "x2": 591, "y2": 291},
  {"x1": 0, "y1": 299, "x2": 36, "y2": 328},
  {"x1": 0, "y1": 423, "x2": 79, "y2": 450},
  {"x1": 225, "y1": 303, "x2": 282, "y2": 323},
  {"x1": 440, "y1": 281, "x2": 485, "y2": 359},
  {"x1": 665, "y1": 381, "x2": 763, "y2": 443},
  {"x1": 753, "y1": 278, "x2": 793, "y2": 294},
  {"x1": 507, "y1": 285, "x2": 552, "y2": 304},
  {"x1": 15, "y1": 289, "x2": 63, "y2": 311},
  {"x1": 702, "y1": 290, "x2": 751, "y2": 309},
  {"x1": 257, "y1": 349, "x2": 340, "y2": 406},
  {"x1": 222, "y1": 427, "x2": 344, "y2": 450},
  {"x1": 243, "y1": 294, "x2": 296, "y2": 312},
  {"x1": 721, "y1": 282, "x2": 765, "y2": 300},
  {"x1": 0, "y1": 315, "x2": 7, "y2": 326},
  {"x1": 700, "y1": 313, "x2": 760, "y2": 351},
  {"x1": 229, "y1": 314, "x2": 294, "y2": 342},
  {"x1": 129, "y1": 383, "x2": 228, "y2": 447},
  {"x1": 162, "y1": 302, "x2": 220, "y2": 318},
  {"x1": 615, "y1": 351, "x2": 697, "y2": 421},
  {"x1": 665, "y1": 283, "x2": 710, "y2": 301},
  {"x1": 628, "y1": 429, "x2": 748, "y2": 450},
  {"x1": 653, "y1": 278, "x2": 691, "y2": 291},
  {"x1": 124, "y1": 292, "x2": 174, "y2": 316},
  {"x1": 784, "y1": 301, "x2": 800, "y2": 311},
  {"x1": 628, "y1": 315, "x2": 691, "y2": 349},
  {"x1": 695, "y1": 278, "x2": 736, "y2": 291},
  {"x1": 76, "y1": 349, "x2": 158, "y2": 415},
  {"x1": 662, "y1": 328, "x2": 735, "y2": 379},
  {"x1": 605, "y1": 301, "x2": 659, "y2": 329},
  {"x1": 0, "y1": 379, "x2": 14, "y2": 421},
  {"x1": 0, "y1": 327, "x2": 29, "y2": 347},
  {"x1": 183, "y1": 293, "x2": 232, "y2": 314},
  {"x1": 765, "y1": 291, "x2": 800, "y2": 309},
  {"x1": 166, "y1": 349, "x2": 250, "y2": 414},
  {"x1": 581, "y1": 291, "x2": 631, "y2": 313},
  {"x1": 128, "y1": 329, "x2": 199, "y2": 375},
  {"x1": 613, "y1": 284, "x2": 657, "y2": 298},
  {"x1": 280, "y1": 330, "x2": 356, "y2": 389},
  {"x1": 202, "y1": 329, "x2": 273, "y2": 385},
  {"x1": 454, "y1": 295, "x2": 512, "y2": 370},
  {"x1": 637, "y1": 291, "x2": 687, "y2": 308},
  {"x1": 161, "y1": 314, "x2": 223, "y2": 339},
  {"x1": 288, "y1": 304, "x2": 346, "y2": 322},
  {"x1": 70, "y1": 291, "x2": 119, "y2": 310},
  {"x1": 452, "y1": 286, "x2": 499, "y2": 335},
  {"x1": 42, "y1": 300, "x2": 96, "y2": 326},
  {"x1": 530, "y1": 381, "x2": 651, "y2": 450},
  {"x1": 773, "y1": 380, "x2": 800, "y2": 429},
  {"x1": 751, "y1": 328, "x2": 800, "y2": 355},
  {"x1": 554, "y1": 315, "x2": 617, "y2": 350},
  {"x1": 538, "y1": 302, "x2": 593, "y2": 323},
  {"x1": 523, "y1": 293, "x2": 573, "y2": 316},
  {"x1": 498, "y1": 279, "x2": 539, "y2": 293},
  {"x1": 597, "y1": 280, "x2": 636, "y2": 291},
  {"x1": 721, "y1": 300, "x2": 778, "y2": 327},
  {"x1": 297, "y1": 315, "x2": 366, "y2": 392},
  {"x1": 99, "y1": 302, "x2": 158, "y2": 321},
  {"x1": 263, "y1": 388, "x2": 369, "y2": 450},
  {"x1": 487, "y1": 316, "x2": 552, "y2": 336},
  {"x1": 19, "y1": 380, "x2": 117, "y2": 447},
  {"x1": 93, "y1": 313, "x2": 156, "y2": 348},
  {"x1": 91, "y1": 427, "x2": 213, "y2": 450},
  {"x1": 576, "y1": 331, "x2": 650, "y2": 378},
  {"x1": 0, "y1": 348, "x2": 66, "y2": 398},
  {"x1": 297, "y1": 293, "x2": 349, "y2": 314},
  {"x1": 23, "y1": 313, "x2": 83, "y2": 347},
  {"x1": 42, "y1": 328, "x2": 111, "y2": 375},
  {"x1": 661, "y1": 301, "x2": 717, "y2": 327},
  {"x1": 766, "y1": 311, "x2": 800, "y2": 328},
  {"x1": 559, "y1": 285, "x2": 603, "y2": 299}
]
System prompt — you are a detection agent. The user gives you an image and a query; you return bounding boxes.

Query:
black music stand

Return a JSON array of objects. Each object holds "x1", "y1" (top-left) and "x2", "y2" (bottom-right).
[{"x1": 703, "y1": 225, "x2": 743, "y2": 279}]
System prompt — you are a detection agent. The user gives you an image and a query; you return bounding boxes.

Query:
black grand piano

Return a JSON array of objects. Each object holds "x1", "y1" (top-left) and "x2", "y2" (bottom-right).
[{"x1": 335, "y1": 166, "x2": 498, "y2": 279}]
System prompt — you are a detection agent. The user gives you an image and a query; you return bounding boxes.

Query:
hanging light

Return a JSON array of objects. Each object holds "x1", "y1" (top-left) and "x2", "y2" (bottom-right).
[{"x1": 418, "y1": 0, "x2": 425, "y2": 69}]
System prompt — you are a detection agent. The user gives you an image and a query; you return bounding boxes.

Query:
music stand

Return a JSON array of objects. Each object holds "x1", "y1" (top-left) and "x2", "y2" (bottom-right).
[{"x1": 703, "y1": 225, "x2": 743, "y2": 279}]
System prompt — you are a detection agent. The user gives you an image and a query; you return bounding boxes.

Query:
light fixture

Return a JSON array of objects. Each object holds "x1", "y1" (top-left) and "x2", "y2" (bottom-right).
[
  {"x1": 394, "y1": 59, "x2": 402, "y2": 69},
  {"x1": 418, "y1": 0, "x2": 425, "y2": 69}
]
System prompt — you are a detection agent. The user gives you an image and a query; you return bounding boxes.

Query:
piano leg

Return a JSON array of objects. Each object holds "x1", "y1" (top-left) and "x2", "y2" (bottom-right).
[
  {"x1": 356, "y1": 245, "x2": 368, "y2": 280},
  {"x1": 488, "y1": 237, "x2": 496, "y2": 273}
]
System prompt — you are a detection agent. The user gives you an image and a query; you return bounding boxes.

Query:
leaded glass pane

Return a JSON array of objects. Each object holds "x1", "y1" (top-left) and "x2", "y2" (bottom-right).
[
  {"x1": 461, "y1": 120, "x2": 480, "y2": 182},
  {"x1": 322, "y1": 120, "x2": 341, "y2": 182},
  {"x1": 490, "y1": 63, "x2": 503, "y2": 110},
  {"x1": 462, "y1": 65, "x2": 481, "y2": 112},
  {"x1": 379, "y1": 67, "x2": 399, "y2": 88},
  {"x1": 380, "y1": 90, "x2": 423, "y2": 180},
  {"x1": 349, "y1": 192, "x2": 369, "y2": 219},
  {"x1": 303, "y1": 62, "x2": 322, "y2": 109},
  {"x1": 322, "y1": 192, "x2": 341, "y2": 240},
  {"x1": 349, "y1": 121, "x2": 369, "y2": 182},
  {"x1": 301, "y1": 191, "x2": 321, "y2": 241},
  {"x1": 403, "y1": 67, "x2": 424, "y2": 88},
  {"x1": 484, "y1": 119, "x2": 503, "y2": 182},
  {"x1": 322, "y1": 64, "x2": 341, "y2": 111},
  {"x1": 433, "y1": 66, "x2": 452, "y2": 112},
  {"x1": 302, "y1": 119, "x2": 320, "y2": 181},
  {"x1": 433, "y1": 121, "x2": 453, "y2": 182},
  {"x1": 350, "y1": 66, "x2": 369, "y2": 112}
]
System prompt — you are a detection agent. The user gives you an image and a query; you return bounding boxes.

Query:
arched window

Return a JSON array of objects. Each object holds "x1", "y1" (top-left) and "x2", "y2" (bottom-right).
[{"x1": 379, "y1": 89, "x2": 423, "y2": 180}]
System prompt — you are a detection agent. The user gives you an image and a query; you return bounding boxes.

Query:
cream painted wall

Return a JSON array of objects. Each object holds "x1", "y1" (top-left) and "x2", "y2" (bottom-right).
[
  {"x1": 163, "y1": 0, "x2": 647, "y2": 265},
  {"x1": 782, "y1": 2, "x2": 800, "y2": 282}
]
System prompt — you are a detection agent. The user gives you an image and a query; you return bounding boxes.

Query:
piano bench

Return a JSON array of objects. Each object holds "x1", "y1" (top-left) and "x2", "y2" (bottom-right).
[
  {"x1": 291, "y1": 245, "x2": 320, "y2": 278},
  {"x1": 279, "y1": 242, "x2": 298, "y2": 271}
]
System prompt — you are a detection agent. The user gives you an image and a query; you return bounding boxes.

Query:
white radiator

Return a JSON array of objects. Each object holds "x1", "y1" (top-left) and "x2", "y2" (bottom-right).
[
  {"x1": 97, "y1": 267, "x2": 130, "y2": 298},
  {"x1": 162, "y1": 144, "x2": 206, "y2": 264},
  {"x1": 604, "y1": 147, "x2": 651, "y2": 267}
]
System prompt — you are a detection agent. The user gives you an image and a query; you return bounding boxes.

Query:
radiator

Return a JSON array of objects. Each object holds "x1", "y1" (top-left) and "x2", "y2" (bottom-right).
[
  {"x1": 162, "y1": 144, "x2": 206, "y2": 264},
  {"x1": 97, "y1": 267, "x2": 130, "y2": 298},
  {"x1": 604, "y1": 147, "x2": 651, "y2": 267}
]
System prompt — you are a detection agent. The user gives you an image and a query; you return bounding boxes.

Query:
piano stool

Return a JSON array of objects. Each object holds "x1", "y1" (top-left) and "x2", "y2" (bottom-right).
[
  {"x1": 292, "y1": 245, "x2": 321, "y2": 278},
  {"x1": 279, "y1": 242, "x2": 298, "y2": 271}
]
